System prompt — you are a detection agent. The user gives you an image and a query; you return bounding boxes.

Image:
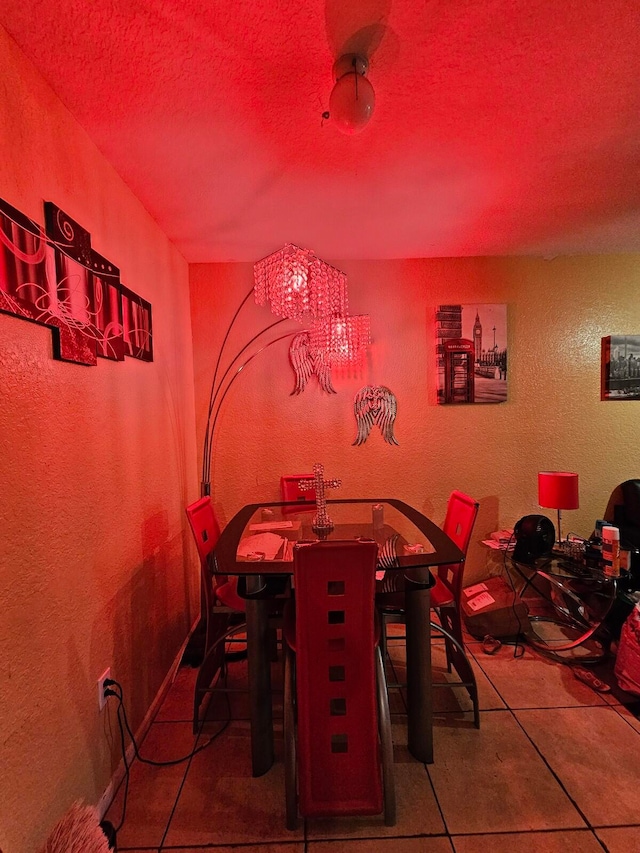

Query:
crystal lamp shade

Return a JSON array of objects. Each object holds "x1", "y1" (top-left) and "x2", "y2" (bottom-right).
[
  {"x1": 254, "y1": 243, "x2": 348, "y2": 324},
  {"x1": 310, "y1": 313, "x2": 371, "y2": 365}
]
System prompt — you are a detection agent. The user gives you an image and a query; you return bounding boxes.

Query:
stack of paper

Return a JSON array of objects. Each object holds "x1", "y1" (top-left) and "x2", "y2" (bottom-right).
[
  {"x1": 482, "y1": 529, "x2": 514, "y2": 550},
  {"x1": 237, "y1": 532, "x2": 284, "y2": 560},
  {"x1": 249, "y1": 520, "x2": 301, "y2": 533}
]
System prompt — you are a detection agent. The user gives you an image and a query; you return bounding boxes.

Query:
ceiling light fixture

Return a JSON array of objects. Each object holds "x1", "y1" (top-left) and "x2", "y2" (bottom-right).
[{"x1": 329, "y1": 54, "x2": 375, "y2": 135}]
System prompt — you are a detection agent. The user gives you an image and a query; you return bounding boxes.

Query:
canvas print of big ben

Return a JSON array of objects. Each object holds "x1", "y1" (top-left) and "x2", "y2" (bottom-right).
[{"x1": 436, "y1": 304, "x2": 507, "y2": 404}]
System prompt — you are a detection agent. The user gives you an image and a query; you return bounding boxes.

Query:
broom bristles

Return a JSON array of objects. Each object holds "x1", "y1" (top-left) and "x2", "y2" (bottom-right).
[{"x1": 38, "y1": 801, "x2": 111, "y2": 853}]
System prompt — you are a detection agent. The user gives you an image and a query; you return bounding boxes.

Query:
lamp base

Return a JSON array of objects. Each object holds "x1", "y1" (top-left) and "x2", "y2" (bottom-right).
[{"x1": 556, "y1": 509, "x2": 563, "y2": 545}]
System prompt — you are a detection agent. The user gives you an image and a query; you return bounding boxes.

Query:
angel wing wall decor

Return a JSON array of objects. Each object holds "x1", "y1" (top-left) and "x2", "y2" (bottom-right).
[
  {"x1": 353, "y1": 385, "x2": 399, "y2": 446},
  {"x1": 289, "y1": 331, "x2": 336, "y2": 394}
]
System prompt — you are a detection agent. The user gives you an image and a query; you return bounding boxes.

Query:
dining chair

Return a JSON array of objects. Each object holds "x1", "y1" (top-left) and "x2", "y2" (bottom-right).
[
  {"x1": 432, "y1": 489, "x2": 480, "y2": 652},
  {"x1": 280, "y1": 474, "x2": 316, "y2": 511},
  {"x1": 376, "y1": 489, "x2": 480, "y2": 727},
  {"x1": 186, "y1": 496, "x2": 248, "y2": 731},
  {"x1": 283, "y1": 539, "x2": 396, "y2": 829}
]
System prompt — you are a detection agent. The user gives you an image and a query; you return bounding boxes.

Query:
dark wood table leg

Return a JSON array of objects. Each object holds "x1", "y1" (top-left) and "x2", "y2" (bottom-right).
[
  {"x1": 405, "y1": 574, "x2": 433, "y2": 764},
  {"x1": 245, "y1": 596, "x2": 274, "y2": 776}
]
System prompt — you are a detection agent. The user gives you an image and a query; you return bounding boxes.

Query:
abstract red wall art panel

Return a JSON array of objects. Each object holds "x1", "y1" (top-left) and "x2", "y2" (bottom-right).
[
  {"x1": 0, "y1": 196, "x2": 152, "y2": 366},
  {"x1": 120, "y1": 284, "x2": 153, "y2": 362},
  {"x1": 90, "y1": 249, "x2": 124, "y2": 361}
]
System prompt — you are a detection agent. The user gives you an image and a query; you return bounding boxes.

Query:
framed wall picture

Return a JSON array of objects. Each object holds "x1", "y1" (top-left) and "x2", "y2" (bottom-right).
[
  {"x1": 601, "y1": 335, "x2": 640, "y2": 400},
  {"x1": 436, "y1": 304, "x2": 507, "y2": 404}
]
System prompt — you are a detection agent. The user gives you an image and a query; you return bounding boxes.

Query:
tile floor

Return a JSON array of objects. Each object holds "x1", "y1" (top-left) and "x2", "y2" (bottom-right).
[{"x1": 105, "y1": 627, "x2": 640, "y2": 852}]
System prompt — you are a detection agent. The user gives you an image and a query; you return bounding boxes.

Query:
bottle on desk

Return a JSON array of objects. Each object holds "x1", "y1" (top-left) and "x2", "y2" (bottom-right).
[
  {"x1": 602, "y1": 525, "x2": 620, "y2": 578},
  {"x1": 372, "y1": 503, "x2": 385, "y2": 532}
]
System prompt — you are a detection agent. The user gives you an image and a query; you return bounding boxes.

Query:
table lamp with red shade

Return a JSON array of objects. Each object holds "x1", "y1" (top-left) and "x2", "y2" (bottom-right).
[{"x1": 538, "y1": 471, "x2": 579, "y2": 545}]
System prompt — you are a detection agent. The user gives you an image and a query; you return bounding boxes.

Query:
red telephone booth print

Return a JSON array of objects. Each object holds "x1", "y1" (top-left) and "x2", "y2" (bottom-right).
[{"x1": 443, "y1": 338, "x2": 475, "y2": 404}]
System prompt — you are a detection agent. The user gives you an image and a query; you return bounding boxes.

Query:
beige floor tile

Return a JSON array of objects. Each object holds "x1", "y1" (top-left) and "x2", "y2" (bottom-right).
[
  {"x1": 515, "y1": 706, "x2": 640, "y2": 826},
  {"x1": 111, "y1": 621, "x2": 640, "y2": 849},
  {"x1": 452, "y1": 829, "x2": 605, "y2": 852},
  {"x1": 388, "y1": 643, "x2": 505, "y2": 722},
  {"x1": 164, "y1": 722, "x2": 303, "y2": 845},
  {"x1": 386, "y1": 686, "x2": 408, "y2": 716},
  {"x1": 470, "y1": 644, "x2": 608, "y2": 708},
  {"x1": 595, "y1": 826, "x2": 640, "y2": 852},
  {"x1": 428, "y1": 710, "x2": 584, "y2": 834},
  {"x1": 305, "y1": 722, "x2": 444, "y2": 840},
  {"x1": 309, "y1": 837, "x2": 453, "y2": 852},
  {"x1": 612, "y1": 702, "x2": 640, "y2": 733},
  {"x1": 197, "y1": 655, "x2": 284, "y2": 723},
  {"x1": 602, "y1": 680, "x2": 640, "y2": 710},
  {"x1": 431, "y1": 642, "x2": 506, "y2": 713},
  {"x1": 203, "y1": 680, "x2": 252, "y2": 721},
  {"x1": 169, "y1": 846, "x2": 303, "y2": 852},
  {"x1": 103, "y1": 722, "x2": 195, "y2": 848},
  {"x1": 154, "y1": 665, "x2": 197, "y2": 722}
]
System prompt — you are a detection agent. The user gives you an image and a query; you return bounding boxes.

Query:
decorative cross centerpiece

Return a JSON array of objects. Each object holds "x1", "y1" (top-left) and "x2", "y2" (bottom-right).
[{"x1": 299, "y1": 462, "x2": 342, "y2": 533}]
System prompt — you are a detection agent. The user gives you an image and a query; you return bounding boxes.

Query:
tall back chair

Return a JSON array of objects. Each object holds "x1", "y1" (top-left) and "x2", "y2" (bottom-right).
[
  {"x1": 185, "y1": 496, "x2": 245, "y2": 619},
  {"x1": 185, "y1": 497, "x2": 246, "y2": 730},
  {"x1": 283, "y1": 540, "x2": 395, "y2": 829},
  {"x1": 376, "y1": 489, "x2": 480, "y2": 728},
  {"x1": 433, "y1": 489, "x2": 480, "y2": 646},
  {"x1": 280, "y1": 474, "x2": 316, "y2": 510}
]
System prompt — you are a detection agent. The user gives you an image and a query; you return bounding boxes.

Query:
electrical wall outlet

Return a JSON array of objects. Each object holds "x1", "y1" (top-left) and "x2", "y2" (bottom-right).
[{"x1": 97, "y1": 667, "x2": 111, "y2": 711}]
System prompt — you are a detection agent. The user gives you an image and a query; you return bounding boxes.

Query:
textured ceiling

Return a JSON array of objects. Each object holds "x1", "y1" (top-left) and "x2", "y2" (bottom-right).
[{"x1": 2, "y1": 0, "x2": 640, "y2": 262}]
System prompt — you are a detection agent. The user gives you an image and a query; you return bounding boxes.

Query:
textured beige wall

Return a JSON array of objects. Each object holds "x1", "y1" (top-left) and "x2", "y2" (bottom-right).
[
  {"x1": 0, "y1": 27, "x2": 199, "y2": 852},
  {"x1": 191, "y1": 254, "x2": 640, "y2": 581}
]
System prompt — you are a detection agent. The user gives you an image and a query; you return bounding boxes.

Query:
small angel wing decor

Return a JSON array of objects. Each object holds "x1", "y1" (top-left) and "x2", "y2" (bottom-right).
[
  {"x1": 289, "y1": 331, "x2": 336, "y2": 395},
  {"x1": 353, "y1": 385, "x2": 399, "y2": 446}
]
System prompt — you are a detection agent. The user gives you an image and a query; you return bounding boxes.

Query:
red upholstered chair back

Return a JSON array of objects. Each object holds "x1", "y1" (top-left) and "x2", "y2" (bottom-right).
[
  {"x1": 281, "y1": 475, "x2": 316, "y2": 504},
  {"x1": 185, "y1": 497, "x2": 242, "y2": 610},
  {"x1": 437, "y1": 490, "x2": 479, "y2": 602},
  {"x1": 293, "y1": 539, "x2": 382, "y2": 819},
  {"x1": 186, "y1": 496, "x2": 221, "y2": 563}
]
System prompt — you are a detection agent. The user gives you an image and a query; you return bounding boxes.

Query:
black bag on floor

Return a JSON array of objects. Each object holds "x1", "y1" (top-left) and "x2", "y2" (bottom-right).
[{"x1": 462, "y1": 576, "x2": 530, "y2": 639}]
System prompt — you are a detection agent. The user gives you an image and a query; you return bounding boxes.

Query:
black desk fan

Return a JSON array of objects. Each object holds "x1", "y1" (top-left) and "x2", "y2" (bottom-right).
[{"x1": 513, "y1": 514, "x2": 556, "y2": 563}]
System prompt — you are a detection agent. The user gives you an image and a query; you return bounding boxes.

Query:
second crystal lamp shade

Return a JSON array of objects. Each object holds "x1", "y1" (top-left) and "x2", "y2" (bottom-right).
[{"x1": 310, "y1": 314, "x2": 371, "y2": 365}]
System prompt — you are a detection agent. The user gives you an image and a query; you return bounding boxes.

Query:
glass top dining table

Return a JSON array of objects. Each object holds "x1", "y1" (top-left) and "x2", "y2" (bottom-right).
[{"x1": 214, "y1": 498, "x2": 465, "y2": 776}]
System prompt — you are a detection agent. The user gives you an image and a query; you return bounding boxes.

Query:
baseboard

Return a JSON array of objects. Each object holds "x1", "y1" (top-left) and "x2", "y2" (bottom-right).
[{"x1": 96, "y1": 616, "x2": 200, "y2": 820}]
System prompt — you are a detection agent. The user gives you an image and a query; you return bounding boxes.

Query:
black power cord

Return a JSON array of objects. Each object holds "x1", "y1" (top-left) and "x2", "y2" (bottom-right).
[{"x1": 102, "y1": 675, "x2": 231, "y2": 836}]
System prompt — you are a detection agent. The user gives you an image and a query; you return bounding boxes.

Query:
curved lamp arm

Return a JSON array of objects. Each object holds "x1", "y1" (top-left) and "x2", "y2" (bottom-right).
[
  {"x1": 201, "y1": 315, "x2": 288, "y2": 488},
  {"x1": 202, "y1": 286, "x2": 253, "y2": 481},
  {"x1": 201, "y1": 330, "x2": 299, "y2": 497}
]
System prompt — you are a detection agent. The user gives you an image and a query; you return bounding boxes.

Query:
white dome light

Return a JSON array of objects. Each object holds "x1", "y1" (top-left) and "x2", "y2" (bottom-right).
[{"x1": 329, "y1": 54, "x2": 375, "y2": 135}]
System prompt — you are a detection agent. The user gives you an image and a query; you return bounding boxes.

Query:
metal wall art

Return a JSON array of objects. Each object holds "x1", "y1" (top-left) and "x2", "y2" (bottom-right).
[
  {"x1": 0, "y1": 196, "x2": 152, "y2": 365},
  {"x1": 298, "y1": 462, "x2": 342, "y2": 533},
  {"x1": 353, "y1": 385, "x2": 399, "y2": 446},
  {"x1": 288, "y1": 331, "x2": 336, "y2": 394}
]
